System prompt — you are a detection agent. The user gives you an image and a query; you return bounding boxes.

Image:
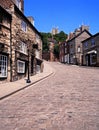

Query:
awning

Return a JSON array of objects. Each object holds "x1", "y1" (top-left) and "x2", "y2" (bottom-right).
[{"x1": 87, "y1": 50, "x2": 97, "y2": 54}]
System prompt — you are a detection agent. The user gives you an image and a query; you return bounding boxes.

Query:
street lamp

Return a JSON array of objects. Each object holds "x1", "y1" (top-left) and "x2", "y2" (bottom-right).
[{"x1": 26, "y1": 42, "x2": 31, "y2": 83}]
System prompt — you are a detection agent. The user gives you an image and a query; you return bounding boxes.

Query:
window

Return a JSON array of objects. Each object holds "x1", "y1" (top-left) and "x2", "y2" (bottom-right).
[
  {"x1": 77, "y1": 46, "x2": 81, "y2": 53},
  {"x1": 84, "y1": 42, "x2": 88, "y2": 49},
  {"x1": 0, "y1": 55, "x2": 7, "y2": 78},
  {"x1": 91, "y1": 39, "x2": 95, "y2": 46},
  {"x1": 21, "y1": 21, "x2": 27, "y2": 32},
  {"x1": 16, "y1": 0, "x2": 21, "y2": 10},
  {"x1": 17, "y1": 60, "x2": 25, "y2": 73},
  {"x1": 19, "y1": 42, "x2": 27, "y2": 54}
]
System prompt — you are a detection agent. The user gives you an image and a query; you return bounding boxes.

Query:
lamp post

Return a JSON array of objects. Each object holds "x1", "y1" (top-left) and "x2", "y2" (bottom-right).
[{"x1": 26, "y1": 43, "x2": 31, "y2": 83}]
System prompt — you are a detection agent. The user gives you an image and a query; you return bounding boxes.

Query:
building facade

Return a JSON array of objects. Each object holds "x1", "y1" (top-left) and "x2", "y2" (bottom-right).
[
  {"x1": 0, "y1": 0, "x2": 43, "y2": 82},
  {"x1": 59, "y1": 41, "x2": 69, "y2": 63},
  {"x1": 82, "y1": 33, "x2": 99, "y2": 66},
  {"x1": 67, "y1": 25, "x2": 92, "y2": 65},
  {"x1": 0, "y1": 5, "x2": 12, "y2": 81}
]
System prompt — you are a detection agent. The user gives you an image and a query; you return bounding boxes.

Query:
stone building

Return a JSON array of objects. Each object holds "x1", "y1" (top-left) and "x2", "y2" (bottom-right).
[
  {"x1": 0, "y1": 0, "x2": 43, "y2": 82},
  {"x1": 59, "y1": 41, "x2": 69, "y2": 63},
  {"x1": 51, "y1": 27, "x2": 58, "y2": 35},
  {"x1": 82, "y1": 32, "x2": 99, "y2": 66},
  {"x1": 49, "y1": 39, "x2": 55, "y2": 62},
  {"x1": 67, "y1": 25, "x2": 92, "y2": 65},
  {"x1": 0, "y1": 5, "x2": 12, "y2": 81}
]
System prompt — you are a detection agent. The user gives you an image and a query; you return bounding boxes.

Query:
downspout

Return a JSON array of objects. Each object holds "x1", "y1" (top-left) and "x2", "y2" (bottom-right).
[{"x1": 10, "y1": 17, "x2": 12, "y2": 82}]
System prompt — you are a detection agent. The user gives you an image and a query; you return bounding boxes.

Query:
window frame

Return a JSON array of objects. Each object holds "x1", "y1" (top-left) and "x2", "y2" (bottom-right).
[
  {"x1": 84, "y1": 42, "x2": 88, "y2": 49},
  {"x1": 17, "y1": 60, "x2": 25, "y2": 74},
  {"x1": 91, "y1": 39, "x2": 95, "y2": 47},
  {"x1": 19, "y1": 42, "x2": 27, "y2": 54},
  {"x1": 21, "y1": 21, "x2": 27, "y2": 32},
  {"x1": 0, "y1": 55, "x2": 7, "y2": 78}
]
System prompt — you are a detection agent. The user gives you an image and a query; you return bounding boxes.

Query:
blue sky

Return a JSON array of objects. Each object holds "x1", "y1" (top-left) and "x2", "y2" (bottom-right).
[{"x1": 24, "y1": 0, "x2": 99, "y2": 35}]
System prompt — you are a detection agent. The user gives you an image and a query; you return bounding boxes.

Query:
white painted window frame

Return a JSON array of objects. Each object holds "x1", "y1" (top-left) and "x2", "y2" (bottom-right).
[
  {"x1": 0, "y1": 55, "x2": 7, "y2": 78},
  {"x1": 17, "y1": 60, "x2": 25, "y2": 73},
  {"x1": 19, "y1": 42, "x2": 27, "y2": 54}
]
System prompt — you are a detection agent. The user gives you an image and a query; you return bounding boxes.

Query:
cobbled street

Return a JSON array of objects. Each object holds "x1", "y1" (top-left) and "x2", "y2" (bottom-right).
[{"x1": 0, "y1": 62, "x2": 99, "y2": 130}]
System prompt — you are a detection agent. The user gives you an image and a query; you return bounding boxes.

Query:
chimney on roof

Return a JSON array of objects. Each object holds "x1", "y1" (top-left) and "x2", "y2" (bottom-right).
[
  {"x1": 12, "y1": 0, "x2": 24, "y2": 13},
  {"x1": 27, "y1": 16, "x2": 34, "y2": 26},
  {"x1": 80, "y1": 25, "x2": 89, "y2": 32}
]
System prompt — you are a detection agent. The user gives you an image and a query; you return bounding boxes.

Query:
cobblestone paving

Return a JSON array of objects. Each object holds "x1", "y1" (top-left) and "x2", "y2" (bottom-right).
[{"x1": 0, "y1": 62, "x2": 99, "y2": 130}]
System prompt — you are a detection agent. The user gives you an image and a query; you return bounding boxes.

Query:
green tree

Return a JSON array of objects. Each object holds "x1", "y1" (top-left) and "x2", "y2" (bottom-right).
[
  {"x1": 54, "y1": 31, "x2": 67, "y2": 42},
  {"x1": 40, "y1": 32, "x2": 52, "y2": 51},
  {"x1": 54, "y1": 43, "x2": 59, "y2": 59}
]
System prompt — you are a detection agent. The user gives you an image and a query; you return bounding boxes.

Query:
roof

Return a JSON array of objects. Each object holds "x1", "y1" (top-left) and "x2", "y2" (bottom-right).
[
  {"x1": 82, "y1": 32, "x2": 99, "y2": 43},
  {"x1": 14, "y1": 6, "x2": 42, "y2": 37},
  {"x1": 0, "y1": 0, "x2": 42, "y2": 38},
  {"x1": 67, "y1": 29, "x2": 92, "y2": 42}
]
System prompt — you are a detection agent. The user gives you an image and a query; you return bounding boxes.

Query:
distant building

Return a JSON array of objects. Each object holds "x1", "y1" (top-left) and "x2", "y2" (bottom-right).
[
  {"x1": 59, "y1": 42, "x2": 69, "y2": 63},
  {"x1": 82, "y1": 32, "x2": 99, "y2": 66},
  {"x1": 49, "y1": 38, "x2": 56, "y2": 61},
  {"x1": 67, "y1": 25, "x2": 92, "y2": 65},
  {"x1": 51, "y1": 27, "x2": 59, "y2": 35}
]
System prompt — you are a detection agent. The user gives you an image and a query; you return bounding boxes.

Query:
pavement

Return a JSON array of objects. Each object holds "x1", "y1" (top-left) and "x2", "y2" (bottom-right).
[{"x1": 0, "y1": 61, "x2": 54, "y2": 100}]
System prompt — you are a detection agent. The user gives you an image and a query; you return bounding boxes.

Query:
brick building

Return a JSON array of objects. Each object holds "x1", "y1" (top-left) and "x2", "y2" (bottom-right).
[
  {"x1": 0, "y1": 0, "x2": 43, "y2": 82},
  {"x1": 82, "y1": 32, "x2": 99, "y2": 66}
]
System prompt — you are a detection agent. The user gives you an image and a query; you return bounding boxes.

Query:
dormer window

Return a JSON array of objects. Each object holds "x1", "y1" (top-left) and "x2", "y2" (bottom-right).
[{"x1": 16, "y1": 0, "x2": 21, "y2": 10}]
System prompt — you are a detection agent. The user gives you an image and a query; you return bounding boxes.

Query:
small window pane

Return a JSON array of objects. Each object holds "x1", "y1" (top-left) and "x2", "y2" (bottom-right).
[{"x1": 0, "y1": 55, "x2": 7, "y2": 77}]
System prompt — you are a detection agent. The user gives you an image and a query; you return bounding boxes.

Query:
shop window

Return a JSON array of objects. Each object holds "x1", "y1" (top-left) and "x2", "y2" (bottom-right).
[
  {"x1": 17, "y1": 60, "x2": 25, "y2": 73},
  {"x1": 0, "y1": 55, "x2": 7, "y2": 78}
]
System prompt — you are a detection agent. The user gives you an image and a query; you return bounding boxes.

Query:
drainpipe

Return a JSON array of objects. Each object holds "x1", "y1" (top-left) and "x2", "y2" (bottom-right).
[{"x1": 10, "y1": 17, "x2": 12, "y2": 82}]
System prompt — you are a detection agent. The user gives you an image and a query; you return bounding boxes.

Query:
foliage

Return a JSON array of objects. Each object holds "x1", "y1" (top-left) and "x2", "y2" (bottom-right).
[
  {"x1": 40, "y1": 31, "x2": 67, "y2": 51},
  {"x1": 53, "y1": 31, "x2": 67, "y2": 42},
  {"x1": 40, "y1": 32, "x2": 52, "y2": 51},
  {"x1": 54, "y1": 43, "x2": 59, "y2": 58},
  {"x1": 40, "y1": 31, "x2": 67, "y2": 59}
]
